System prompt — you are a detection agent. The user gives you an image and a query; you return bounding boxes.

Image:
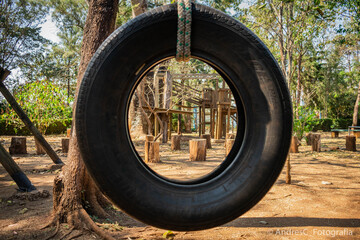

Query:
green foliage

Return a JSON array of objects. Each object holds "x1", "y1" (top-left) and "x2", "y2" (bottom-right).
[
  {"x1": 0, "y1": 81, "x2": 73, "y2": 134},
  {"x1": 0, "y1": 0, "x2": 49, "y2": 70},
  {"x1": 293, "y1": 106, "x2": 316, "y2": 140}
]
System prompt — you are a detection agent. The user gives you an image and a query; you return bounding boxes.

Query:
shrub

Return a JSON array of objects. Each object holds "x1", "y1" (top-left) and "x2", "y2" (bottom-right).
[{"x1": 0, "y1": 80, "x2": 73, "y2": 134}]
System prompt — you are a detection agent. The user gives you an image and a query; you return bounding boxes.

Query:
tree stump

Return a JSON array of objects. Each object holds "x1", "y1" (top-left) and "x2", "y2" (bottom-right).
[
  {"x1": 306, "y1": 133, "x2": 313, "y2": 146},
  {"x1": 62, "y1": 138, "x2": 70, "y2": 153},
  {"x1": 225, "y1": 133, "x2": 235, "y2": 148},
  {"x1": 189, "y1": 139, "x2": 206, "y2": 161},
  {"x1": 311, "y1": 134, "x2": 321, "y2": 152},
  {"x1": 35, "y1": 137, "x2": 46, "y2": 155},
  {"x1": 171, "y1": 135, "x2": 181, "y2": 151},
  {"x1": 66, "y1": 128, "x2": 71, "y2": 138},
  {"x1": 346, "y1": 135, "x2": 356, "y2": 151},
  {"x1": 9, "y1": 137, "x2": 27, "y2": 155},
  {"x1": 200, "y1": 134, "x2": 212, "y2": 149},
  {"x1": 354, "y1": 132, "x2": 360, "y2": 139},
  {"x1": 148, "y1": 141, "x2": 160, "y2": 163},
  {"x1": 331, "y1": 131, "x2": 339, "y2": 138},
  {"x1": 144, "y1": 135, "x2": 154, "y2": 163},
  {"x1": 289, "y1": 136, "x2": 299, "y2": 153},
  {"x1": 226, "y1": 139, "x2": 235, "y2": 155}
]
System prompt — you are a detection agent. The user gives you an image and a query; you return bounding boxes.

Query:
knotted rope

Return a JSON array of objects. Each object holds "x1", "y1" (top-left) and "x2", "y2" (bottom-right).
[{"x1": 176, "y1": 0, "x2": 192, "y2": 62}]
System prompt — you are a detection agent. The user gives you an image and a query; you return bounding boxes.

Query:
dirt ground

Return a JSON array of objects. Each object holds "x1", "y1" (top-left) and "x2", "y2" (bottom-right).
[{"x1": 0, "y1": 132, "x2": 359, "y2": 240}]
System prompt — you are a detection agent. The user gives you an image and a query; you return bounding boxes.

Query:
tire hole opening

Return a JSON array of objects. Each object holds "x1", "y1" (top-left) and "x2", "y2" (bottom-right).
[{"x1": 128, "y1": 58, "x2": 240, "y2": 182}]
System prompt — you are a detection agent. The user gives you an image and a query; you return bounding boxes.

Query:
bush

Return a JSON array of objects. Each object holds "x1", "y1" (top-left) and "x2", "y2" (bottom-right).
[
  {"x1": 0, "y1": 118, "x2": 72, "y2": 135},
  {"x1": 294, "y1": 118, "x2": 356, "y2": 133},
  {"x1": 0, "y1": 80, "x2": 73, "y2": 134}
]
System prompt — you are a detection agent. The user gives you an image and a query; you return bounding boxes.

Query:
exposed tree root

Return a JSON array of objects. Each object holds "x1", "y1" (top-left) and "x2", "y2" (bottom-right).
[
  {"x1": 45, "y1": 208, "x2": 115, "y2": 240},
  {"x1": 45, "y1": 168, "x2": 116, "y2": 240},
  {"x1": 59, "y1": 227, "x2": 74, "y2": 240},
  {"x1": 43, "y1": 222, "x2": 60, "y2": 240}
]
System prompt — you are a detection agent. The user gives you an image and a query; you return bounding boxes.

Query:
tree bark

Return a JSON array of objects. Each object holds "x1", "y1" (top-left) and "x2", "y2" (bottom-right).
[
  {"x1": 352, "y1": 81, "x2": 360, "y2": 126},
  {"x1": 189, "y1": 139, "x2": 206, "y2": 161},
  {"x1": 311, "y1": 134, "x2": 321, "y2": 152},
  {"x1": 289, "y1": 136, "x2": 299, "y2": 153},
  {"x1": 346, "y1": 135, "x2": 356, "y2": 151},
  {"x1": 50, "y1": 1, "x2": 119, "y2": 239},
  {"x1": 171, "y1": 135, "x2": 181, "y2": 151},
  {"x1": 9, "y1": 137, "x2": 27, "y2": 155}
]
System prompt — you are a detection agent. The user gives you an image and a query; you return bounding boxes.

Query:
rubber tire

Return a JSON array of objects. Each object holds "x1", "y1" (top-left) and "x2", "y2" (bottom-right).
[{"x1": 76, "y1": 3, "x2": 292, "y2": 231}]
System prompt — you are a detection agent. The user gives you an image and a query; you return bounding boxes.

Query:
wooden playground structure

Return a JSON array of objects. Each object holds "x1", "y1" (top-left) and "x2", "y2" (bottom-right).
[{"x1": 130, "y1": 60, "x2": 238, "y2": 143}]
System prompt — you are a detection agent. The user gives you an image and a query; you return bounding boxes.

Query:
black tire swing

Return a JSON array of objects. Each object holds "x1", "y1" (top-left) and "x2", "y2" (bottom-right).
[{"x1": 76, "y1": 3, "x2": 292, "y2": 231}]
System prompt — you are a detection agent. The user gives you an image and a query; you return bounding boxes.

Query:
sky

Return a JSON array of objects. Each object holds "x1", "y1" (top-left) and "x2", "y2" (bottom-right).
[{"x1": 40, "y1": 14, "x2": 60, "y2": 43}]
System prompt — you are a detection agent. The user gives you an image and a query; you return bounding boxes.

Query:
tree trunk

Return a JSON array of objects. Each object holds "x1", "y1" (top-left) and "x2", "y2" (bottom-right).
[
  {"x1": 296, "y1": 54, "x2": 302, "y2": 118},
  {"x1": 131, "y1": 0, "x2": 147, "y2": 17},
  {"x1": 352, "y1": 81, "x2": 360, "y2": 126},
  {"x1": 50, "y1": 1, "x2": 119, "y2": 239}
]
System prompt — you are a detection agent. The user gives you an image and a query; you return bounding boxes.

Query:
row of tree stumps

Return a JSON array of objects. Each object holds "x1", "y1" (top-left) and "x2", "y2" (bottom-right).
[
  {"x1": 290, "y1": 133, "x2": 357, "y2": 153},
  {"x1": 144, "y1": 133, "x2": 236, "y2": 163},
  {"x1": 6, "y1": 136, "x2": 70, "y2": 155}
]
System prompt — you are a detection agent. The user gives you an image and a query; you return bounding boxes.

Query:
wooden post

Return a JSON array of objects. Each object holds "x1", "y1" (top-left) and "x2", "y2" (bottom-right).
[
  {"x1": 210, "y1": 108, "x2": 215, "y2": 138},
  {"x1": 311, "y1": 134, "x2": 321, "y2": 152},
  {"x1": 225, "y1": 139, "x2": 235, "y2": 155},
  {"x1": 62, "y1": 138, "x2": 70, "y2": 153},
  {"x1": 289, "y1": 136, "x2": 299, "y2": 153},
  {"x1": 171, "y1": 135, "x2": 181, "y2": 151},
  {"x1": 346, "y1": 135, "x2": 356, "y2": 151},
  {"x1": 306, "y1": 133, "x2": 313, "y2": 146},
  {"x1": 177, "y1": 113, "x2": 182, "y2": 135},
  {"x1": 216, "y1": 104, "x2": 222, "y2": 139},
  {"x1": 35, "y1": 137, "x2": 46, "y2": 155},
  {"x1": 148, "y1": 141, "x2": 160, "y2": 163},
  {"x1": 198, "y1": 106, "x2": 201, "y2": 137},
  {"x1": 202, "y1": 103, "x2": 206, "y2": 134},
  {"x1": 286, "y1": 154, "x2": 291, "y2": 184},
  {"x1": 189, "y1": 139, "x2": 206, "y2": 161},
  {"x1": 226, "y1": 104, "x2": 231, "y2": 134},
  {"x1": 0, "y1": 81, "x2": 63, "y2": 164},
  {"x1": 331, "y1": 131, "x2": 339, "y2": 138},
  {"x1": 0, "y1": 143, "x2": 36, "y2": 192},
  {"x1": 168, "y1": 113, "x2": 172, "y2": 140},
  {"x1": 154, "y1": 113, "x2": 159, "y2": 137},
  {"x1": 144, "y1": 135, "x2": 154, "y2": 163},
  {"x1": 9, "y1": 137, "x2": 27, "y2": 155},
  {"x1": 201, "y1": 134, "x2": 212, "y2": 149},
  {"x1": 161, "y1": 113, "x2": 168, "y2": 144}
]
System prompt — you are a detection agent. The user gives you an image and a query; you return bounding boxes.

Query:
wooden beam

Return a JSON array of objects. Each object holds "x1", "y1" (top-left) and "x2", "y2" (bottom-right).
[
  {"x1": 0, "y1": 143, "x2": 36, "y2": 192},
  {"x1": 172, "y1": 73, "x2": 219, "y2": 80},
  {"x1": 0, "y1": 67, "x2": 11, "y2": 82},
  {"x1": 141, "y1": 107, "x2": 193, "y2": 115}
]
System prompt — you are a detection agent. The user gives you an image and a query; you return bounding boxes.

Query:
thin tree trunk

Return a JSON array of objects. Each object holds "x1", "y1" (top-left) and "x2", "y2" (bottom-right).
[
  {"x1": 353, "y1": 81, "x2": 360, "y2": 126},
  {"x1": 50, "y1": 1, "x2": 119, "y2": 239},
  {"x1": 296, "y1": 54, "x2": 302, "y2": 118}
]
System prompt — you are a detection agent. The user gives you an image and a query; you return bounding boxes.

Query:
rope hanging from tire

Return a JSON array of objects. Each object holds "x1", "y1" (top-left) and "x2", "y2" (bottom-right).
[{"x1": 176, "y1": 0, "x2": 192, "y2": 62}]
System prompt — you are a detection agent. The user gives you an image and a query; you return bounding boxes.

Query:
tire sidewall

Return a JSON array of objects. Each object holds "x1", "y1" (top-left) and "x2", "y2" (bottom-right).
[{"x1": 76, "y1": 3, "x2": 292, "y2": 230}]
